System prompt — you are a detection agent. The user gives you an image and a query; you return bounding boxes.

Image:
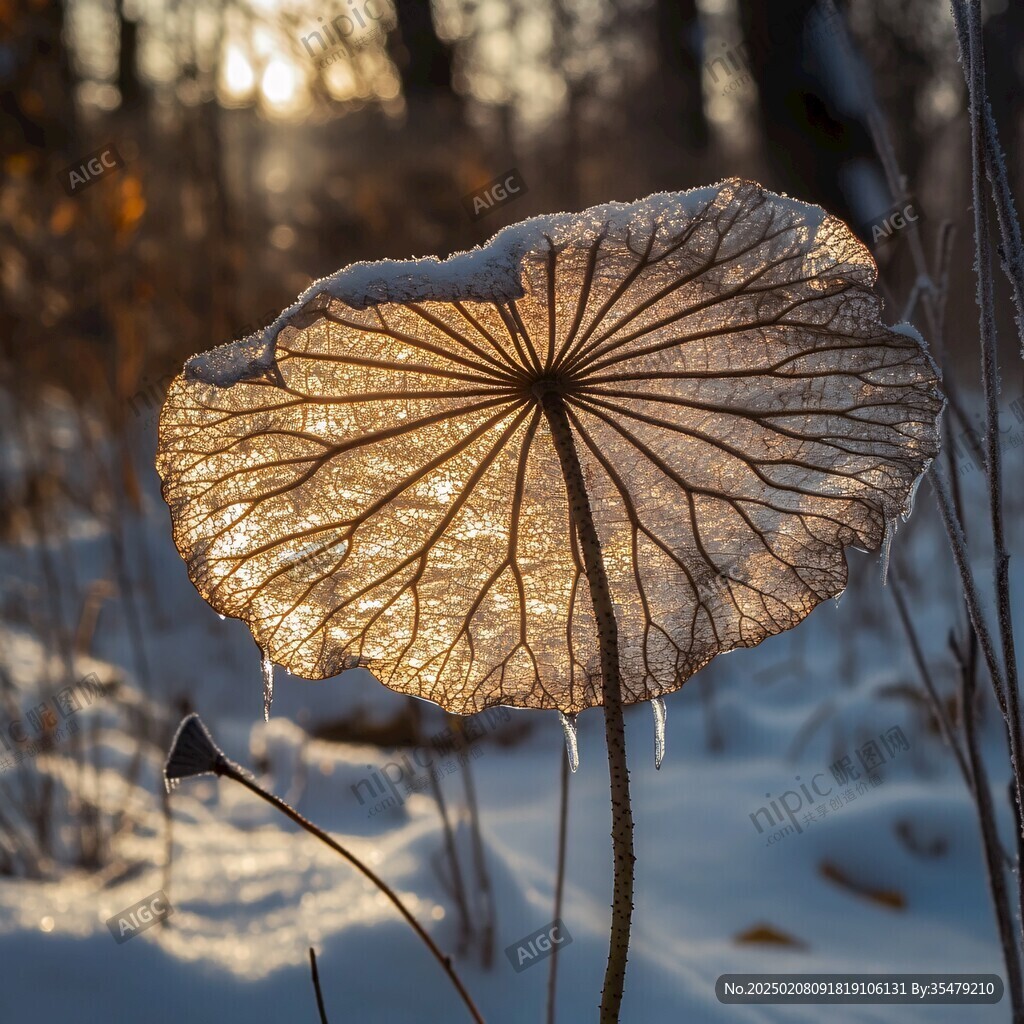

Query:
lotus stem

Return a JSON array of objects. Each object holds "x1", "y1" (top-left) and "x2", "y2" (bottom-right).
[{"x1": 541, "y1": 390, "x2": 635, "y2": 1024}]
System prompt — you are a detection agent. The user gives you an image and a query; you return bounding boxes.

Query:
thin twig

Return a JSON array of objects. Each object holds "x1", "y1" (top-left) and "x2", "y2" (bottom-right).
[
  {"x1": 955, "y1": 0, "x2": 1020, "y2": 754},
  {"x1": 892, "y1": 567, "x2": 1013, "y2": 868},
  {"x1": 406, "y1": 697, "x2": 474, "y2": 958},
  {"x1": 951, "y1": 1, "x2": 1024, "y2": 358},
  {"x1": 546, "y1": 749, "x2": 571, "y2": 1024},
  {"x1": 932, "y1": 222, "x2": 957, "y2": 360},
  {"x1": 956, "y1": 637, "x2": 1024, "y2": 1021},
  {"x1": 932, "y1": 467, "x2": 1024, "y2": 884},
  {"x1": 453, "y1": 716, "x2": 496, "y2": 968},
  {"x1": 899, "y1": 276, "x2": 926, "y2": 324},
  {"x1": 890, "y1": 571, "x2": 972, "y2": 788},
  {"x1": 823, "y1": 2, "x2": 941, "y2": 340},
  {"x1": 309, "y1": 947, "x2": 330, "y2": 1024},
  {"x1": 953, "y1": 0, "x2": 1024, "y2": 948},
  {"x1": 931, "y1": 470, "x2": 1009, "y2": 715},
  {"x1": 827, "y1": 1, "x2": 1024, "y2": 1000},
  {"x1": 215, "y1": 761, "x2": 486, "y2": 1024},
  {"x1": 427, "y1": 763, "x2": 474, "y2": 957}
]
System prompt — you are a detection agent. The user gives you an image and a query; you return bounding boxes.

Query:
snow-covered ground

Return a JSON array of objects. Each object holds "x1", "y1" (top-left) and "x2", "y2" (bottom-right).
[{"x1": 0, "y1": 411, "x2": 1019, "y2": 1023}]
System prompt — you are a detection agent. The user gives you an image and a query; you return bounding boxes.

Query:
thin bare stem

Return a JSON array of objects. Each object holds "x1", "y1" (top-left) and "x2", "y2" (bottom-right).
[
  {"x1": 546, "y1": 749, "x2": 571, "y2": 1024},
  {"x1": 956, "y1": 0, "x2": 1020, "y2": 738},
  {"x1": 931, "y1": 470, "x2": 1009, "y2": 715},
  {"x1": 453, "y1": 716, "x2": 496, "y2": 968},
  {"x1": 826, "y1": 0, "x2": 1023, "y2": 995},
  {"x1": 933, "y1": 467, "x2": 1024, "y2": 901},
  {"x1": 309, "y1": 947, "x2": 330, "y2": 1024},
  {"x1": 215, "y1": 760, "x2": 485, "y2": 1024},
  {"x1": 541, "y1": 390, "x2": 634, "y2": 1023},
  {"x1": 890, "y1": 572, "x2": 972, "y2": 789},
  {"x1": 933, "y1": 222, "x2": 957, "y2": 360},
  {"x1": 823, "y1": 1, "x2": 941, "y2": 339},
  {"x1": 957, "y1": 641, "x2": 1024, "y2": 1021},
  {"x1": 427, "y1": 765, "x2": 473, "y2": 957},
  {"x1": 404, "y1": 697, "x2": 473, "y2": 955},
  {"x1": 954, "y1": 0, "x2": 1024, "y2": 950},
  {"x1": 951, "y1": 0, "x2": 1024, "y2": 358},
  {"x1": 892, "y1": 568, "x2": 1012, "y2": 870}
]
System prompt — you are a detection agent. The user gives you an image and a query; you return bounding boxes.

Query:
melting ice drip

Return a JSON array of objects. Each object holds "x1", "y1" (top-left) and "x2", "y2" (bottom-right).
[
  {"x1": 558, "y1": 711, "x2": 579, "y2": 773},
  {"x1": 880, "y1": 519, "x2": 895, "y2": 587},
  {"x1": 559, "y1": 701, "x2": 667, "y2": 772},
  {"x1": 652, "y1": 696, "x2": 667, "y2": 770}
]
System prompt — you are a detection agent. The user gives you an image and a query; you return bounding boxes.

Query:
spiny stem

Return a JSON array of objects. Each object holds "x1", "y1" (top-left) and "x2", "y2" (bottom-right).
[
  {"x1": 216, "y1": 760, "x2": 485, "y2": 1024},
  {"x1": 541, "y1": 391, "x2": 634, "y2": 1023}
]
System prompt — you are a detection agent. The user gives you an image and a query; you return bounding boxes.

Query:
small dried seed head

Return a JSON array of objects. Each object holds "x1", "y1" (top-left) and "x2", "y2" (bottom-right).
[{"x1": 164, "y1": 713, "x2": 228, "y2": 792}]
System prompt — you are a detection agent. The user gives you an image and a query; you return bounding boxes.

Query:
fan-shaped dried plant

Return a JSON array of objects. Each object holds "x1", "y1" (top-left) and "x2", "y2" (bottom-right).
[
  {"x1": 156, "y1": 179, "x2": 942, "y2": 1020},
  {"x1": 163, "y1": 714, "x2": 484, "y2": 1022}
]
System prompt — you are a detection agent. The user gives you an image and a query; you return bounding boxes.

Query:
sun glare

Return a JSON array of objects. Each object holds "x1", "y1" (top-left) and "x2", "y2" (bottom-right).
[
  {"x1": 260, "y1": 56, "x2": 310, "y2": 117},
  {"x1": 262, "y1": 57, "x2": 298, "y2": 104},
  {"x1": 222, "y1": 45, "x2": 255, "y2": 101}
]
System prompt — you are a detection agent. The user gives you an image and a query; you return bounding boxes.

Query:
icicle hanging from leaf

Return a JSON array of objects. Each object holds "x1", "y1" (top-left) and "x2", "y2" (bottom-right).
[
  {"x1": 262, "y1": 648, "x2": 275, "y2": 722},
  {"x1": 880, "y1": 519, "x2": 896, "y2": 586},
  {"x1": 651, "y1": 697, "x2": 667, "y2": 770},
  {"x1": 559, "y1": 711, "x2": 579, "y2": 773}
]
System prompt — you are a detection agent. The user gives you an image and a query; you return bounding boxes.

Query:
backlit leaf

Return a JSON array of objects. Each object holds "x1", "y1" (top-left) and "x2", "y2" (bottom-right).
[{"x1": 156, "y1": 179, "x2": 942, "y2": 715}]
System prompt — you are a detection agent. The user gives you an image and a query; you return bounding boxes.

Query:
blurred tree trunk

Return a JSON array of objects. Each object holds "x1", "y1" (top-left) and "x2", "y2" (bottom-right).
[
  {"x1": 986, "y1": 0, "x2": 1024, "y2": 188},
  {"x1": 0, "y1": 0, "x2": 78, "y2": 169},
  {"x1": 737, "y1": 0, "x2": 881, "y2": 234},
  {"x1": 390, "y1": 0, "x2": 457, "y2": 102},
  {"x1": 116, "y1": 0, "x2": 145, "y2": 111},
  {"x1": 653, "y1": 0, "x2": 708, "y2": 151}
]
